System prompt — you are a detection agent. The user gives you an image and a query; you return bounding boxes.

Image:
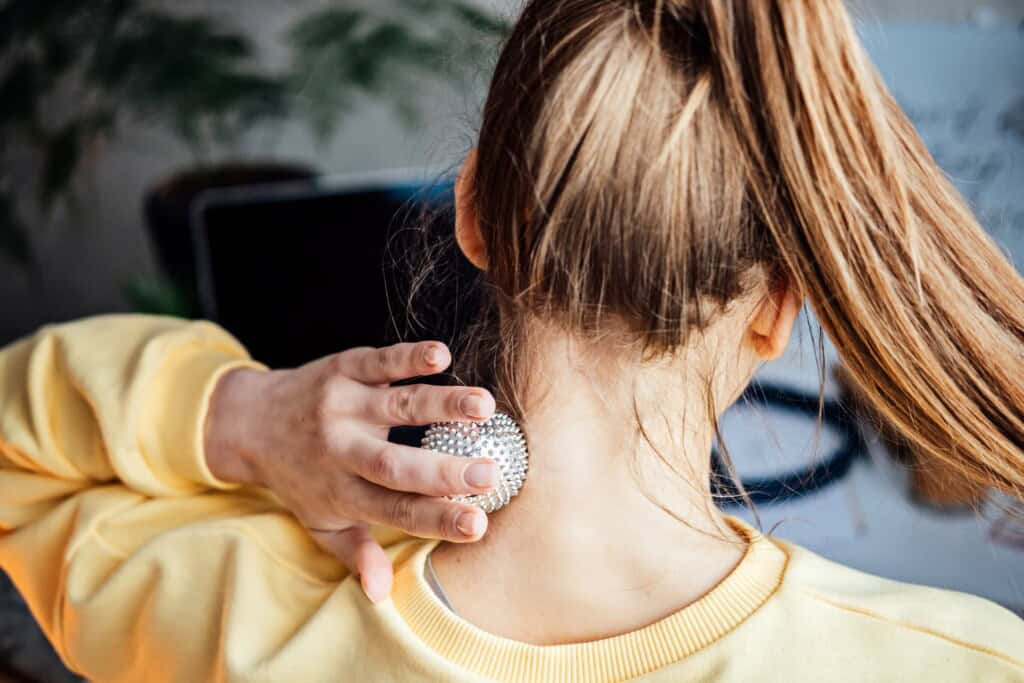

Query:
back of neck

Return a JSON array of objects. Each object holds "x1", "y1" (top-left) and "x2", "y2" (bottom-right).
[{"x1": 431, "y1": 339, "x2": 746, "y2": 644}]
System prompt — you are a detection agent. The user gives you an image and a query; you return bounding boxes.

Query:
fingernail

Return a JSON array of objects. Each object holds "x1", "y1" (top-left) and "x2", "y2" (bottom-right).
[
  {"x1": 423, "y1": 345, "x2": 443, "y2": 367},
  {"x1": 456, "y1": 510, "x2": 487, "y2": 538},
  {"x1": 460, "y1": 394, "x2": 488, "y2": 419},
  {"x1": 464, "y1": 461, "x2": 498, "y2": 489},
  {"x1": 363, "y1": 573, "x2": 389, "y2": 604}
]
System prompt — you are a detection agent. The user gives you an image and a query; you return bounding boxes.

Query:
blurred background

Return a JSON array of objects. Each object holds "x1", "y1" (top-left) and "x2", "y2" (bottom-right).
[{"x1": 1, "y1": 1, "x2": 1023, "y2": 681}]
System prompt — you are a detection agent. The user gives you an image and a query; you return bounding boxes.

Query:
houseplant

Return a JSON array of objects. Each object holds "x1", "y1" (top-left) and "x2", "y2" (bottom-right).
[
  {"x1": 144, "y1": 1, "x2": 509, "y2": 315},
  {"x1": 0, "y1": 0, "x2": 508, "y2": 313}
]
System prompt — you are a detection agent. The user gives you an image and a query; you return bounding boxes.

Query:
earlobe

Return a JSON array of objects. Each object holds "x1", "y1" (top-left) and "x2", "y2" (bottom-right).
[
  {"x1": 455, "y1": 148, "x2": 488, "y2": 271},
  {"x1": 751, "y1": 285, "x2": 801, "y2": 360}
]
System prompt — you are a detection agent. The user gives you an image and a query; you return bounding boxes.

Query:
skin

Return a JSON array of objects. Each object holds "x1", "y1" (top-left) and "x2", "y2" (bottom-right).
[
  {"x1": 433, "y1": 149, "x2": 804, "y2": 643},
  {"x1": 204, "y1": 342, "x2": 501, "y2": 603}
]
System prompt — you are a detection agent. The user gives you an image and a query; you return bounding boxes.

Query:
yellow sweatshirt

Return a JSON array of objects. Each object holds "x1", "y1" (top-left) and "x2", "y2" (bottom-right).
[{"x1": 0, "y1": 315, "x2": 1022, "y2": 683}]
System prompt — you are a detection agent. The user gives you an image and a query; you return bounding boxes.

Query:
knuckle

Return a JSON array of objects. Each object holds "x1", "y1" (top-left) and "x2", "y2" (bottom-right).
[
  {"x1": 407, "y1": 383, "x2": 426, "y2": 415},
  {"x1": 387, "y1": 494, "x2": 417, "y2": 530},
  {"x1": 311, "y1": 393, "x2": 344, "y2": 436},
  {"x1": 317, "y1": 421, "x2": 344, "y2": 457},
  {"x1": 369, "y1": 445, "x2": 402, "y2": 484},
  {"x1": 377, "y1": 347, "x2": 393, "y2": 372},
  {"x1": 446, "y1": 389, "x2": 465, "y2": 417},
  {"x1": 388, "y1": 386, "x2": 416, "y2": 423},
  {"x1": 315, "y1": 374, "x2": 335, "y2": 407},
  {"x1": 325, "y1": 352, "x2": 348, "y2": 376},
  {"x1": 357, "y1": 347, "x2": 380, "y2": 379},
  {"x1": 438, "y1": 460, "x2": 465, "y2": 492}
]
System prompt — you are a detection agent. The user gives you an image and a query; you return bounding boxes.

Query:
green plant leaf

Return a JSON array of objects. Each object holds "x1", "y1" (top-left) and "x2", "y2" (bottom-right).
[
  {"x1": 447, "y1": 2, "x2": 511, "y2": 36},
  {"x1": 89, "y1": 11, "x2": 254, "y2": 94},
  {"x1": 88, "y1": 10, "x2": 288, "y2": 151},
  {"x1": 2, "y1": 0, "x2": 510, "y2": 219},
  {"x1": 121, "y1": 274, "x2": 194, "y2": 317},
  {"x1": 286, "y1": 8, "x2": 366, "y2": 52},
  {"x1": 396, "y1": 0, "x2": 510, "y2": 36},
  {"x1": 286, "y1": 8, "x2": 371, "y2": 140},
  {"x1": 286, "y1": 1, "x2": 507, "y2": 141}
]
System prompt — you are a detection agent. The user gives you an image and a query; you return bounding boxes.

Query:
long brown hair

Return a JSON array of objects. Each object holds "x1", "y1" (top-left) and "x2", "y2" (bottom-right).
[{"x1": 429, "y1": 0, "x2": 1024, "y2": 503}]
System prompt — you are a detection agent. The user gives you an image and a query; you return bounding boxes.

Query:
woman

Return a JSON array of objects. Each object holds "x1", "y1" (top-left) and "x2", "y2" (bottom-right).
[{"x1": 2, "y1": 1, "x2": 1023, "y2": 680}]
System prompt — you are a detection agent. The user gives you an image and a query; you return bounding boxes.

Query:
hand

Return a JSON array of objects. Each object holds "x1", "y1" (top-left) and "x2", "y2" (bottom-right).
[{"x1": 203, "y1": 341, "x2": 498, "y2": 602}]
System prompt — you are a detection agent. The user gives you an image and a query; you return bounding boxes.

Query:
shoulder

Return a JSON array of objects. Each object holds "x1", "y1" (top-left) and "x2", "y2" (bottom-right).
[{"x1": 772, "y1": 538, "x2": 1024, "y2": 672}]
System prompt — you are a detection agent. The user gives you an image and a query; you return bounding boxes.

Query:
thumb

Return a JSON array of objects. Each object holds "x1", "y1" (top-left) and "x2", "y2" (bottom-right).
[{"x1": 310, "y1": 525, "x2": 394, "y2": 604}]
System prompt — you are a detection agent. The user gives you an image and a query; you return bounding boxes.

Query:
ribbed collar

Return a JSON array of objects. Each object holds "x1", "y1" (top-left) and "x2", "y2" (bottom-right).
[{"x1": 392, "y1": 516, "x2": 788, "y2": 682}]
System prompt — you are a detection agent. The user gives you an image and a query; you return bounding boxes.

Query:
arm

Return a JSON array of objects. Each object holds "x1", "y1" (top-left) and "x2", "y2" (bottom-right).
[
  {"x1": 0, "y1": 311, "x2": 498, "y2": 606},
  {"x1": 0, "y1": 315, "x2": 274, "y2": 680},
  {"x1": 0, "y1": 314, "x2": 260, "y2": 502},
  {"x1": 1, "y1": 314, "x2": 497, "y2": 563},
  {"x1": 0, "y1": 314, "x2": 494, "y2": 680},
  {"x1": 0, "y1": 454, "x2": 396, "y2": 682}
]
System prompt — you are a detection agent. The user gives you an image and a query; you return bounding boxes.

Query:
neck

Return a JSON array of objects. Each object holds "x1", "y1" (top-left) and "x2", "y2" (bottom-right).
[{"x1": 432, "y1": 333, "x2": 747, "y2": 644}]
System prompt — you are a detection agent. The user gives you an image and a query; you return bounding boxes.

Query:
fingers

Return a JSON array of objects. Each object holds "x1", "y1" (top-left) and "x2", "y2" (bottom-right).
[
  {"x1": 349, "y1": 437, "x2": 499, "y2": 497},
  {"x1": 335, "y1": 342, "x2": 452, "y2": 385},
  {"x1": 323, "y1": 342, "x2": 497, "y2": 425},
  {"x1": 350, "y1": 479, "x2": 489, "y2": 543},
  {"x1": 311, "y1": 526, "x2": 392, "y2": 603},
  {"x1": 367, "y1": 383, "x2": 496, "y2": 426}
]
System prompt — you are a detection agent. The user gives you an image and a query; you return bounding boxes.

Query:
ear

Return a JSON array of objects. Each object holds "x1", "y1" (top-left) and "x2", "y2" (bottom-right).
[
  {"x1": 455, "y1": 148, "x2": 488, "y2": 271},
  {"x1": 748, "y1": 282, "x2": 802, "y2": 360}
]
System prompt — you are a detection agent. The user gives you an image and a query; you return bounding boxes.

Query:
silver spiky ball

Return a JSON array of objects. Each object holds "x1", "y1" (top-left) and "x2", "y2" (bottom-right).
[{"x1": 421, "y1": 412, "x2": 529, "y2": 513}]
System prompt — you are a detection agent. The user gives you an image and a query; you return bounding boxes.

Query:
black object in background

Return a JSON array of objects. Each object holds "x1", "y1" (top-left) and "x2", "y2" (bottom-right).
[
  {"x1": 193, "y1": 176, "x2": 477, "y2": 370},
  {"x1": 146, "y1": 164, "x2": 318, "y2": 317}
]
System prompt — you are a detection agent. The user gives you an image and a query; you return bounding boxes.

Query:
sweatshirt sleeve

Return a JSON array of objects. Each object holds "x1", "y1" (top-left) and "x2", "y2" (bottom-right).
[
  {"x1": 0, "y1": 459, "x2": 368, "y2": 681},
  {"x1": 0, "y1": 314, "x2": 265, "y2": 504},
  {"x1": 0, "y1": 315, "x2": 362, "y2": 681}
]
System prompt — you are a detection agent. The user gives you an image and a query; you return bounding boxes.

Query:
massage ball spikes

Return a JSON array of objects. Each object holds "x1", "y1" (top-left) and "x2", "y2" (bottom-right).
[{"x1": 421, "y1": 413, "x2": 529, "y2": 513}]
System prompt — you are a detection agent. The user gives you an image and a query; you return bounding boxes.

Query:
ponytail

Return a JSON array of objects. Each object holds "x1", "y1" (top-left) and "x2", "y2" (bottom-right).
[
  {"x1": 699, "y1": 0, "x2": 1024, "y2": 499},
  {"x1": 450, "y1": 0, "x2": 1024, "y2": 504}
]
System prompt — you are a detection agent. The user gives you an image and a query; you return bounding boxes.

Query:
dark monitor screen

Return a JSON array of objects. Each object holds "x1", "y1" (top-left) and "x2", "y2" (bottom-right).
[{"x1": 193, "y1": 177, "x2": 470, "y2": 369}]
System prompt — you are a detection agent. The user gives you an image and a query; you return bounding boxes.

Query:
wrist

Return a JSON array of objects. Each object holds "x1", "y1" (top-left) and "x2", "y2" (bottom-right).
[{"x1": 204, "y1": 366, "x2": 268, "y2": 486}]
